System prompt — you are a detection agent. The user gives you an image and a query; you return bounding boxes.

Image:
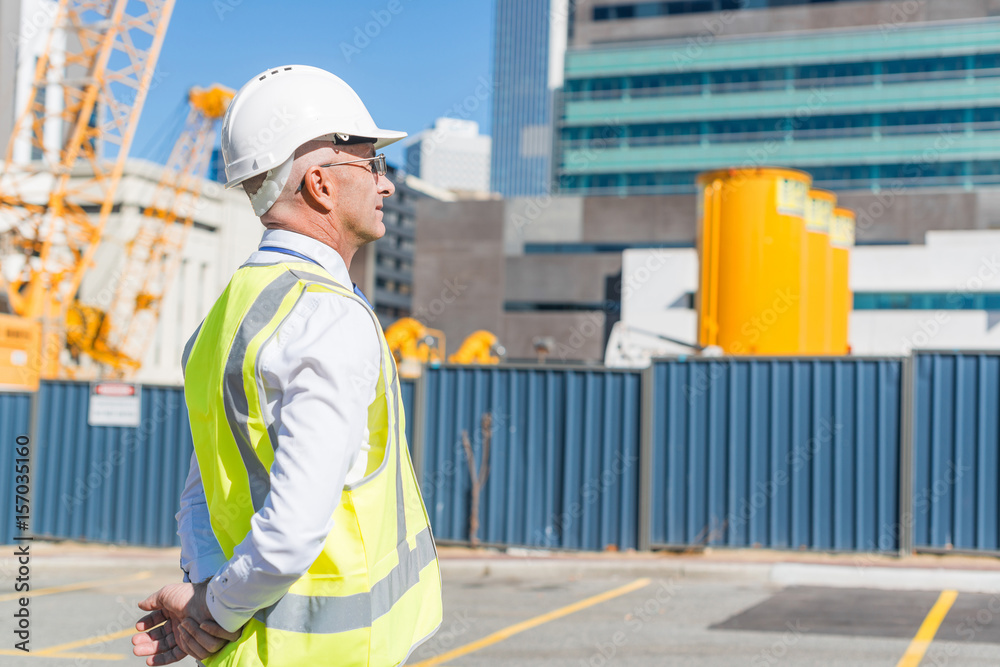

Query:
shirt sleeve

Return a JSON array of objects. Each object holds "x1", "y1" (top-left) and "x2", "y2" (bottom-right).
[
  {"x1": 176, "y1": 451, "x2": 227, "y2": 583},
  {"x1": 204, "y1": 291, "x2": 382, "y2": 632}
]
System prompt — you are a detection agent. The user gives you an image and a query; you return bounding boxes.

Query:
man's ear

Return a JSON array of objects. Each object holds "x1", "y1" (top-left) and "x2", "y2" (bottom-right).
[{"x1": 302, "y1": 166, "x2": 337, "y2": 213}]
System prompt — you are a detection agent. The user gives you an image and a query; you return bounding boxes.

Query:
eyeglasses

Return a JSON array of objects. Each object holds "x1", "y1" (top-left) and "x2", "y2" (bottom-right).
[{"x1": 296, "y1": 153, "x2": 387, "y2": 193}]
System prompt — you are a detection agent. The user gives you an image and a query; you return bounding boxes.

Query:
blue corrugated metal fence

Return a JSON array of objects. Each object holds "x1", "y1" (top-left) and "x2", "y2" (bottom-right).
[
  {"x1": 0, "y1": 351, "x2": 996, "y2": 555},
  {"x1": 23, "y1": 380, "x2": 418, "y2": 547},
  {"x1": 649, "y1": 358, "x2": 902, "y2": 552},
  {"x1": 911, "y1": 352, "x2": 1000, "y2": 553},
  {"x1": 0, "y1": 392, "x2": 33, "y2": 544},
  {"x1": 34, "y1": 382, "x2": 192, "y2": 546},
  {"x1": 417, "y1": 365, "x2": 642, "y2": 551}
]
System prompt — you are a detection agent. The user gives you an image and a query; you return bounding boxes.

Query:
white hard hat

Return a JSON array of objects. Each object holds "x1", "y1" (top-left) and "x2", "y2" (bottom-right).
[{"x1": 221, "y1": 64, "x2": 406, "y2": 215}]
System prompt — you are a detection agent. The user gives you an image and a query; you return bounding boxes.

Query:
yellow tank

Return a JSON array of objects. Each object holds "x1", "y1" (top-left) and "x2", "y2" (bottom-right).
[
  {"x1": 830, "y1": 208, "x2": 856, "y2": 355},
  {"x1": 697, "y1": 167, "x2": 811, "y2": 354},
  {"x1": 803, "y1": 189, "x2": 837, "y2": 354}
]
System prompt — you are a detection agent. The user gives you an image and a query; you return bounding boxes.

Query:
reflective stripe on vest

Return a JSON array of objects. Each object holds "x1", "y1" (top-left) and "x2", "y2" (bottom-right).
[
  {"x1": 254, "y1": 527, "x2": 436, "y2": 634},
  {"x1": 184, "y1": 259, "x2": 442, "y2": 666}
]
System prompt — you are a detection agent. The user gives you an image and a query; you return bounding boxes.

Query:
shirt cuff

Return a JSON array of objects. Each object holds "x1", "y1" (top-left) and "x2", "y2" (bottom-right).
[
  {"x1": 183, "y1": 552, "x2": 228, "y2": 585},
  {"x1": 205, "y1": 558, "x2": 255, "y2": 634}
]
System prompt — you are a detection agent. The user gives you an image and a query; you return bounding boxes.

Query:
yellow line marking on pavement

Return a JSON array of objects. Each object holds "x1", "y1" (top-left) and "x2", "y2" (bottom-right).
[
  {"x1": 0, "y1": 649, "x2": 124, "y2": 660},
  {"x1": 896, "y1": 589, "x2": 959, "y2": 667},
  {"x1": 411, "y1": 577, "x2": 652, "y2": 667},
  {"x1": 35, "y1": 626, "x2": 137, "y2": 656},
  {"x1": 0, "y1": 570, "x2": 152, "y2": 602}
]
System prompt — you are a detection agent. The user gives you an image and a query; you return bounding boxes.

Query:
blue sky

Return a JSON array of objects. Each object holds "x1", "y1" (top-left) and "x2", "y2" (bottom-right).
[{"x1": 133, "y1": 0, "x2": 495, "y2": 170}]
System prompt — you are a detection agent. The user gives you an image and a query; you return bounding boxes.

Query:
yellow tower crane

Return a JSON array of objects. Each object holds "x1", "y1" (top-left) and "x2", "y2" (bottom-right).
[
  {"x1": 66, "y1": 84, "x2": 235, "y2": 374},
  {"x1": 0, "y1": 0, "x2": 175, "y2": 379}
]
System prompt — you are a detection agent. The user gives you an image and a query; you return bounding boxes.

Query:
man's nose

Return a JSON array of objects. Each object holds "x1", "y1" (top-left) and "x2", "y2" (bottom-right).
[{"x1": 378, "y1": 173, "x2": 395, "y2": 197}]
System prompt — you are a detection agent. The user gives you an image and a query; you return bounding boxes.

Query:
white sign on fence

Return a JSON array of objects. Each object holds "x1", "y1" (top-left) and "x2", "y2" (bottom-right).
[{"x1": 88, "y1": 382, "x2": 142, "y2": 427}]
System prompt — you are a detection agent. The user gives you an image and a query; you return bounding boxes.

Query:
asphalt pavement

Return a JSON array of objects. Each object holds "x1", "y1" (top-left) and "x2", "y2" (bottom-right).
[{"x1": 1, "y1": 543, "x2": 999, "y2": 666}]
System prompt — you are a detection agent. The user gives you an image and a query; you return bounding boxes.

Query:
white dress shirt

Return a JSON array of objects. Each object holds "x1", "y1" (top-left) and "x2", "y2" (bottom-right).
[{"x1": 176, "y1": 229, "x2": 381, "y2": 633}]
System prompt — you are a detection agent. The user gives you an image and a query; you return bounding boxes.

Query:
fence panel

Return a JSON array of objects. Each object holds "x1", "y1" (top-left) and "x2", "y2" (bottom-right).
[
  {"x1": 0, "y1": 392, "x2": 33, "y2": 544},
  {"x1": 35, "y1": 382, "x2": 191, "y2": 547},
  {"x1": 912, "y1": 352, "x2": 1000, "y2": 553},
  {"x1": 650, "y1": 357, "x2": 903, "y2": 553},
  {"x1": 418, "y1": 365, "x2": 642, "y2": 551}
]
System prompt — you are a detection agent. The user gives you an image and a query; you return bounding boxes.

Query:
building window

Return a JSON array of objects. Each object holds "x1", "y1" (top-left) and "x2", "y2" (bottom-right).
[
  {"x1": 564, "y1": 53, "x2": 1000, "y2": 104},
  {"x1": 854, "y1": 293, "x2": 1000, "y2": 310}
]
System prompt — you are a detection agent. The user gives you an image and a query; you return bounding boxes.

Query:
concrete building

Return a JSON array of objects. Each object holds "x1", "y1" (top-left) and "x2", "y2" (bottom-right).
[
  {"x1": 491, "y1": 0, "x2": 570, "y2": 197},
  {"x1": 1, "y1": 0, "x2": 76, "y2": 163},
  {"x1": 557, "y1": 0, "x2": 1000, "y2": 196},
  {"x1": 607, "y1": 229, "x2": 1000, "y2": 366},
  {"x1": 414, "y1": 189, "x2": 1000, "y2": 364},
  {"x1": 64, "y1": 159, "x2": 262, "y2": 385},
  {"x1": 69, "y1": 160, "x2": 428, "y2": 384},
  {"x1": 348, "y1": 163, "x2": 426, "y2": 326},
  {"x1": 404, "y1": 118, "x2": 491, "y2": 194}
]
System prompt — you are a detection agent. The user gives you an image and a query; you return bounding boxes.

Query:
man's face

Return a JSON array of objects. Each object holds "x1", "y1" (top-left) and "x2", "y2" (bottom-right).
[{"x1": 324, "y1": 142, "x2": 394, "y2": 245}]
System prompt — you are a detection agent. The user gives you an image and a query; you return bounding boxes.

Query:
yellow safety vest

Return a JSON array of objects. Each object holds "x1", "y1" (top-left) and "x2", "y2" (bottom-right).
[{"x1": 183, "y1": 259, "x2": 442, "y2": 666}]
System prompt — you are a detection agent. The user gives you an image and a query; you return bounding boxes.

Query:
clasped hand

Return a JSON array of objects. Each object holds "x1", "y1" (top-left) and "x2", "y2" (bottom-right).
[{"x1": 132, "y1": 582, "x2": 243, "y2": 666}]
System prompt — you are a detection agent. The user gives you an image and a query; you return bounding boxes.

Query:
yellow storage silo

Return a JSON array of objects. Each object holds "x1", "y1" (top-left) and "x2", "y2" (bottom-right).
[
  {"x1": 830, "y1": 208, "x2": 856, "y2": 355},
  {"x1": 803, "y1": 189, "x2": 836, "y2": 354},
  {"x1": 697, "y1": 167, "x2": 811, "y2": 354}
]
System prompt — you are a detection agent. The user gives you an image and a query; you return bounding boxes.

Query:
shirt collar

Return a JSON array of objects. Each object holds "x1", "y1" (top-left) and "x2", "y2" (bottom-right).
[{"x1": 257, "y1": 229, "x2": 354, "y2": 289}]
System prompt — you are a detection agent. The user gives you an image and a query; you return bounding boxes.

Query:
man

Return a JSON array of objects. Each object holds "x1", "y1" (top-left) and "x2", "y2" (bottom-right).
[{"x1": 132, "y1": 65, "x2": 443, "y2": 666}]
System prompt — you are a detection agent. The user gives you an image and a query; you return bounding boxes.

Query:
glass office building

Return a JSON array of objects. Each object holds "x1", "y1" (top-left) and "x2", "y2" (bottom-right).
[
  {"x1": 589, "y1": 0, "x2": 881, "y2": 20},
  {"x1": 492, "y1": 0, "x2": 568, "y2": 197},
  {"x1": 556, "y1": 17, "x2": 1000, "y2": 195}
]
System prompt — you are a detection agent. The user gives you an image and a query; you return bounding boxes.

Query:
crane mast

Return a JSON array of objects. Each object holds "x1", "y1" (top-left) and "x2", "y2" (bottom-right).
[
  {"x1": 0, "y1": 0, "x2": 175, "y2": 378},
  {"x1": 68, "y1": 84, "x2": 234, "y2": 374}
]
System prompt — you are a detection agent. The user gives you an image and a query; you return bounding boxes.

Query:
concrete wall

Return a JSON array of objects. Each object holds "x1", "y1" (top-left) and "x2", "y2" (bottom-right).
[
  {"x1": 502, "y1": 311, "x2": 607, "y2": 361},
  {"x1": 838, "y1": 190, "x2": 997, "y2": 244},
  {"x1": 582, "y1": 195, "x2": 695, "y2": 242},
  {"x1": 413, "y1": 199, "x2": 506, "y2": 352},
  {"x1": 571, "y1": 0, "x2": 1000, "y2": 46},
  {"x1": 505, "y1": 254, "x2": 621, "y2": 304},
  {"x1": 504, "y1": 196, "x2": 583, "y2": 254}
]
